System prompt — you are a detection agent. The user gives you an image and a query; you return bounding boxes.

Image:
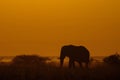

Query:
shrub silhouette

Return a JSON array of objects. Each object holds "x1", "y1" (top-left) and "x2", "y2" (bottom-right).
[
  {"x1": 103, "y1": 54, "x2": 120, "y2": 65},
  {"x1": 12, "y1": 55, "x2": 50, "y2": 65}
]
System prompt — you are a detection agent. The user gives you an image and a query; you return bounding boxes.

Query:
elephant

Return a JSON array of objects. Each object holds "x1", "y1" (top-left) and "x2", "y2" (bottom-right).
[{"x1": 60, "y1": 45, "x2": 90, "y2": 68}]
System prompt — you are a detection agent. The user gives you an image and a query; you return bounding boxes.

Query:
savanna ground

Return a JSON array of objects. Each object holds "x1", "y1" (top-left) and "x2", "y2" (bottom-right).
[{"x1": 0, "y1": 54, "x2": 120, "y2": 80}]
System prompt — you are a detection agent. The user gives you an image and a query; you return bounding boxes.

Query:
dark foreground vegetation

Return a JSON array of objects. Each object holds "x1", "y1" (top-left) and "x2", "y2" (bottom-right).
[{"x1": 0, "y1": 54, "x2": 120, "y2": 80}]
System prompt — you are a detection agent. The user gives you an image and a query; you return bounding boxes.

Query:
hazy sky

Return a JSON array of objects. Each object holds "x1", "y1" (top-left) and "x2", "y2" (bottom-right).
[{"x1": 0, "y1": 0, "x2": 120, "y2": 56}]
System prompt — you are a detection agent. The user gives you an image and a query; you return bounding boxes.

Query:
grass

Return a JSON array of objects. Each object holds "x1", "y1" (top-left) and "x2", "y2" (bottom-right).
[{"x1": 0, "y1": 60, "x2": 120, "y2": 80}]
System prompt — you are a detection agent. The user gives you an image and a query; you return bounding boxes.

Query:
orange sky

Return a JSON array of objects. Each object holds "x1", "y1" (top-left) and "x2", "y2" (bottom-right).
[{"x1": 0, "y1": 0, "x2": 120, "y2": 56}]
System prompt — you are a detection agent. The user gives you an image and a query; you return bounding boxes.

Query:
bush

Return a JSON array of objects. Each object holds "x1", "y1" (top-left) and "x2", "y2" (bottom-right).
[
  {"x1": 11, "y1": 55, "x2": 50, "y2": 66},
  {"x1": 103, "y1": 54, "x2": 120, "y2": 65}
]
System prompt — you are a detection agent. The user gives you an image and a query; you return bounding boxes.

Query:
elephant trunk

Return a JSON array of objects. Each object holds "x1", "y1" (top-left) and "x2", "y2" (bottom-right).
[
  {"x1": 60, "y1": 59, "x2": 64, "y2": 67},
  {"x1": 60, "y1": 52, "x2": 65, "y2": 68}
]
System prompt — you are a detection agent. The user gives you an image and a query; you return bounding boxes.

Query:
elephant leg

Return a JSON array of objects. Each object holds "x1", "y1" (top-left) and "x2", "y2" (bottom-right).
[
  {"x1": 60, "y1": 59, "x2": 64, "y2": 68},
  {"x1": 69, "y1": 59, "x2": 74, "y2": 68},
  {"x1": 79, "y1": 62, "x2": 83, "y2": 68},
  {"x1": 73, "y1": 61, "x2": 75, "y2": 68},
  {"x1": 85, "y1": 62, "x2": 89, "y2": 69}
]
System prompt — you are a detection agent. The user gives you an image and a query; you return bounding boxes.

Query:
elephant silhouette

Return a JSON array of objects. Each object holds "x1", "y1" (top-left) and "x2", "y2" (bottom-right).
[{"x1": 60, "y1": 45, "x2": 90, "y2": 68}]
